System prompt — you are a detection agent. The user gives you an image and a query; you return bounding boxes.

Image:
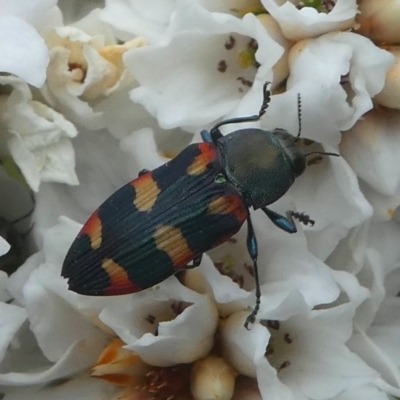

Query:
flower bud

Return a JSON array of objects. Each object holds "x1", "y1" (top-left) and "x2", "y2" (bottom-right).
[
  {"x1": 191, "y1": 356, "x2": 237, "y2": 400},
  {"x1": 357, "y1": 0, "x2": 400, "y2": 43},
  {"x1": 375, "y1": 46, "x2": 400, "y2": 109}
]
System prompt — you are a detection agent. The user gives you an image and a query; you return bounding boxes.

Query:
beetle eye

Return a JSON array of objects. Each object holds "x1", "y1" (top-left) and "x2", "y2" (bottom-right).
[{"x1": 214, "y1": 173, "x2": 226, "y2": 184}]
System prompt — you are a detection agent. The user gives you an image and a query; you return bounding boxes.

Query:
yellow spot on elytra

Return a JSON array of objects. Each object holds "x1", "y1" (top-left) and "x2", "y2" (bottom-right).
[
  {"x1": 187, "y1": 143, "x2": 216, "y2": 176},
  {"x1": 208, "y1": 195, "x2": 248, "y2": 225},
  {"x1": 208, "y1": 197, "x2": 230, "y2": 214},
  {"x1": 81, "y1": 211, "x2": 102, "y2": 250},
  {"x1": 132, "y1": 173, "x2": 161, "y2": 212},
  {"x1": 153, "y1": 225, "x2": 193, "y2": 268},
  {"x1": 102, "y1": 259, "x2": 139, "y2": 292}
]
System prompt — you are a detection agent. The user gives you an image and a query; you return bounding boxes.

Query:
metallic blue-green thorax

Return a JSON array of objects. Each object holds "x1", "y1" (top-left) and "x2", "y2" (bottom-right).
[{"x1": 218, "y1": 128, "x2": 306, "y2": 209}]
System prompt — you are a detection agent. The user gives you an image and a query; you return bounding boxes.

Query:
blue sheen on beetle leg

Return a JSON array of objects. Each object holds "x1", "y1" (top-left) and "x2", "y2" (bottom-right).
[
  {"x1": 262, "y1": 207, "x2": 297, "y2": 234},
  {"x1": 244, "y1": 215, "x2": 261, "y2": 330},
  {"x1": 201, "y1": 130, "x2": 214, "y2": 143}
]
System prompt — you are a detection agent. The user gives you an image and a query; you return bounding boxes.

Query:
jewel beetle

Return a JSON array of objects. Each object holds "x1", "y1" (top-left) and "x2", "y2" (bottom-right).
[{"x1": 62, "y1": 83, "x2": 338, "y2": 328}]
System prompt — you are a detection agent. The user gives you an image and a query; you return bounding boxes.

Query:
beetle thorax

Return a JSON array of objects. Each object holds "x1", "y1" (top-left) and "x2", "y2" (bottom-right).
[{"x1": 218, "y1": 128, "x2": 306, "y2": 209}]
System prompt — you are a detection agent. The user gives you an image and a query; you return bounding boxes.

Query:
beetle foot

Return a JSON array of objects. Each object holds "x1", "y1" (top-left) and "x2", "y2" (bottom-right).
[
  {"x1": 138, "y1": 169, "x2": 150, "y2": 177},
  {"x1": 244, "y1": 310, "x2": 257, "y2": 330},
  {"x1": 291, "y1": 212, "x2": 314, "y2": 226}
]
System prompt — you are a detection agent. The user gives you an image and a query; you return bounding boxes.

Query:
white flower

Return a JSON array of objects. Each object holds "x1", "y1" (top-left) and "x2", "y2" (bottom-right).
[
  {"x1": 357, "y1": 0, "x2": 400, "y2": 44},
  {"x1": 41, "y1": 10, "x2": 146, "y2": 130},
  {"x1": 220, "y1": 305, "x2": 379, "y2": 400},
  {"x1": 287, "y1": 32, "x2": 394, "y2": 133},
  {"x1": 0, "y1": 0, "x2": 54, "y2": 87},
  {"x1": 3, "y1": 1, "x2": 400, "y2": 399},
  {"x1": 125, "y1": 1, "x2": 283, "y2": 129},
  {"x1": 2, "y1": 76, "x2": 78, "y2": 191},
  {"x1": 1, "y1": 218, "x2": 112, "y2": 387},
  {"x1": 326, "y1": 219, "x2": 400, "y2": 397},
  {"x1": 100, "y1": 281, "x2": 219, "y2": 366},
  {"x1": 374, "y1": 46, "x2": 400, "y2": 110},
  {"x1": 261, "y1": 0, "x2": 358, "y2": 41},
  {"x1": 3, "y1": 376, "x2": 118, "y2": 400},
  {"x1": 101, "y1": 0, "x2": 179, "y2": 42},
  {"x1": 31, "y1": 127, "x2": 135, "y2": 238},
  {"x1": 341, "y1": 107, "x2": 400, "y2": 197}
]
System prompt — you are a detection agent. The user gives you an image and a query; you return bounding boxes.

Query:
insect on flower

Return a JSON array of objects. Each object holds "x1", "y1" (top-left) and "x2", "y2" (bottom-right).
[{"x1": 61, "y1": 82, "x2": 338, "y2": 328}]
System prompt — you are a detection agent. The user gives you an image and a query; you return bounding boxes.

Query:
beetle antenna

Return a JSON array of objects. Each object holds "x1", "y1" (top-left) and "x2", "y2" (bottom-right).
[
  {"x1": 305, "y1": 151, "x2": 340, "y2": 157},
  {"x1": 210, "y1": 81, "x2": 271, "y2": 134},
  {"x1": 295, "y1": 93, "x2": 302, "y2": 141}
]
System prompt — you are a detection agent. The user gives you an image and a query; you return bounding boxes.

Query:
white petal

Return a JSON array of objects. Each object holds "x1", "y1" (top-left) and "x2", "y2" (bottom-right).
[
  {"x1": 127, "y1": 2, "x2": 283, "y2": 129},
  {"x1": 0, "y1": 350, "x2": 116, "y2": 387},
  {"x1": 0, "y1": 0, "x2": 57, "y2": 25},
  {"x1": 252, "y1": 211, "x2": 340, "y2": 307},
  {"x1": 0, "y1": 16, "x2": 49, "y2": 87},
  {"x1": 60, "y1": 1, "x2": 105, "y2": 26},
  {"x1": 348, "y1": 330, "x2": 400, "y2": 396},
  {"x1": 261, "y1": 0, "x2": 357, "y2": 40},
  {"x1": 341, "y1": 107, "x2": 400, "y2": 197},
  {"x1": 30, "y1": 126, "x2": 133, "y2": 238},
  {"x1": 41, "y1": 26, "x2": 140, "y2": 130},
  {"x1": 120, "y1": 128, "x2": 168, "y2": 171},
  {"x1": 292, "y1": 147, "x2": 372, "y2": 259},
  {"x1": 327, "y1": 223, "x2": 387, "y2": 331},
  {"x1": 0, "y1": 303, "x2": 27, "y2": 363},
  {"x1": 220, "y1": 312, "x2": 269, "y2": 378},
  {"x1": 101, "y1": 0, "x2": 178, "y2": 42},
  {"x1": 288, "y1": 32, "x2": 394, "y2": 132},
  {"x1": 283, "y1": 306, "x2": 379, "y2": 398},
  {"x1": 22, "y1": 267, "x2": 110, "y2": 362},
  {"x1": 0, "y1": 237, "x2": 10, "y2": 258},
  {"x1": 368, "y1": 298, "x2": 400, "y2": 366},
  {"x1": 101, "y1": 279, "x2": 219, "y2": 366},
  {"x1": 334, "y1": 384, "x2": 392, "y2": 400},
  {"x1": 368, "y1": 220, "x2": 400, "y2": 277},
  {"x1": 0, "y1": 271, "x2": 11, "y2": 302},
  {"x1": 332, "y1": 270, "x2": 370, "y2": 310},
  {"x1": 359, "y1": 180, "x2": 400, "y2": 223},
  {"x1": 0, "y1": 219, "x2": 132, "y2": 387},
  {"x1": 3, "y1": 374, "x2": 117, "y2": 398},
  {"x1": 131, "y1": 296, "x2": 218, "y2": 366},
  {"x1": 197, "y1": 253, "x2": 250, "y2": 305},
  {"x1": 2, "y1": 76, "x2": 78, "y2": 191}
]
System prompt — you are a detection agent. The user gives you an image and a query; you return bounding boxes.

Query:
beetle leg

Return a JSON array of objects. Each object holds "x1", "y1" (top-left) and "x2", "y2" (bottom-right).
[
  {"x1": 201, "y1": 130, "x2": 216, "y2": 143},
  {"x1": 185, "y1": 254, "x2": 203, "y2": 269},
  {"x1": 138, "y1": 169, "x2": 150, "y2": 177},
  {"x1": 208, "y1": 82, "x2": 272, "y2": 145},
  {"x1": 262, "y1": 207, "x2": 297, "y2": 234},
  {"x1": 244, "y1": 215, "x2": 261, "y2": 330},
  {"x1": 288, "y1": 211, "x2": 315, "y2": 227}
]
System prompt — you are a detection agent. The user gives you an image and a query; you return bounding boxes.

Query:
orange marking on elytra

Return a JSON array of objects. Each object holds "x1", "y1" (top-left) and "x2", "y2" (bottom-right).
[
  {"x1": 153, "y1": 225, "x2": 194, "y2": 270},
  {"x1": 80, "y1": 210, "x2": 102, "y2": 250},
  {"x1": 187, "y1": 143, "x2": 217, "y2": 175},
  {"x1": 102, "y1": 258, "x2": 142, "y2": 294},
  {"x1": 132, "y1": 173, "x2": 161, "y2": 212},
  {"x1": 207, "y1": 195, "x2": 248, "y2": 223}
]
